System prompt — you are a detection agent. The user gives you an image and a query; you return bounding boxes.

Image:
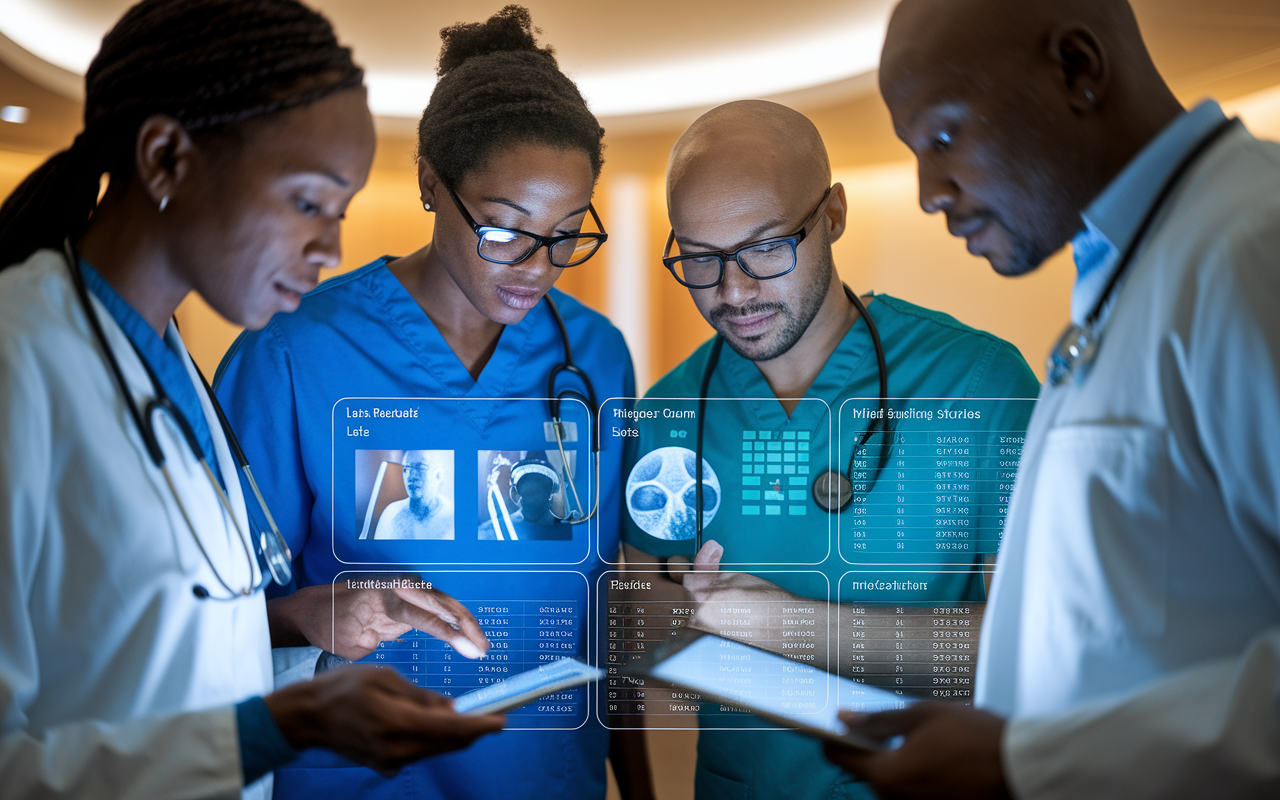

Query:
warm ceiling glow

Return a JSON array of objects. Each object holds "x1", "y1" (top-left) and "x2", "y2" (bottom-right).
[
  {"x1": 0, "y1": 0, "x2": 888, "y2": 119},
  {"x1": 370, "y1": 23, "x2": 886, "y2": 119}
]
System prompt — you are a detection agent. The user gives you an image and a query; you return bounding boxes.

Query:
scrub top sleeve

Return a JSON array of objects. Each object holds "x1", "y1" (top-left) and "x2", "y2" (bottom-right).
[
  {"x1": 214, "y1": 325, "x2": 313, "y2": 576},
  {"x1": 967, "y1": 340, "x2": 1041, "y2": 435},
  {"x1": 969, "y1": 339, "x2": 1041, "y2": 400}
]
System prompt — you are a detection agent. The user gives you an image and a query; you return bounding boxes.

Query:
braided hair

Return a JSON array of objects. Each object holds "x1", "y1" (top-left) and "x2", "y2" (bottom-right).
[
  {"x1": 417, "y1": 5, "x2": 604, "y2": 189},
  {"x1": 0, "y1": 0, "x2": 363, "y2": 270}
]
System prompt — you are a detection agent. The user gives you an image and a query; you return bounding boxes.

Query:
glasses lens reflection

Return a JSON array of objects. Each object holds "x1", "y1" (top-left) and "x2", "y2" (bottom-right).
[
  {"x1": 479, "y1": 230, "x2": 537, "y2": 263},
  {"x1": 550, "y1": 236, "x2": 603, "y2": 267},
  {"x1": 738, "y1": 241, "x2": 797, "y2": 276},
  {"x1": 670, "y1": 255, "x2": 723, "y2": 288}
]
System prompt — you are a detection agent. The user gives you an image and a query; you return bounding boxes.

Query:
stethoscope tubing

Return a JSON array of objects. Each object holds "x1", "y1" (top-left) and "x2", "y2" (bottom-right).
[
  {"x1": 692, "y1": 283, "x2": 892, "y2": 551},
  {"x1": 62, "y1": 239, "x2": 284, "y2": 599},
  {"x1": 1049, "y1": 117, "x2": 1241, "y2": 385}
]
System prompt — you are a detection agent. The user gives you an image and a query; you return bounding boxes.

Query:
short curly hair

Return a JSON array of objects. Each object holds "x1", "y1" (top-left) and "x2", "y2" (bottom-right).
[{"x1": 416, "y1": 5, "x2": 605, "y2": 188}]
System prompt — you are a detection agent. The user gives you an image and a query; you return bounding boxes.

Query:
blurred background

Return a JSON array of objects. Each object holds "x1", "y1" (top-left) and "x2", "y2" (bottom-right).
[{"x1": 3, "y1": 1, "x2": 1280, "y2": 796}]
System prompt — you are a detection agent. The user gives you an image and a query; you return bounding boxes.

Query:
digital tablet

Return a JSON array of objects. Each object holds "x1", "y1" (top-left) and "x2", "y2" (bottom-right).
[
  {"x1": 453, "y1": 657, "x2": 604, "y2": 715},
  {"x1": 623, "y1": 628, "x2": 910, "y2": 751}
]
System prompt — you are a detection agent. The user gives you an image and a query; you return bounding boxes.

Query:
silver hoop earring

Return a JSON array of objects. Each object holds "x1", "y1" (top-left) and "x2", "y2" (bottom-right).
[{"x1": 159, "y1": 196, "x2": 169, "y2": 212}]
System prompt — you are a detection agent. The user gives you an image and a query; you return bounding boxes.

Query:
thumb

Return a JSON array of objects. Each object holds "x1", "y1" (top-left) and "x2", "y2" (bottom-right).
[{"x1": 693, "y1": 540, "x2": 723, "y2": 571}]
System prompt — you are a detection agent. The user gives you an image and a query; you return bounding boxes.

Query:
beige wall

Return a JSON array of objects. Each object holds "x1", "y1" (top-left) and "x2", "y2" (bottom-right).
[{"x1": 2, "y1": 85, "x2": 1278, "y2": 388}]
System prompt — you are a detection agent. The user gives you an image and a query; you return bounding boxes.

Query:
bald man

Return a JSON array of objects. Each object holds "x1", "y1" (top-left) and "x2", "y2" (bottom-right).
[
  {"x1": 619, "y1": 100, "x2": 1040, "y2": 800},
  {"x1": 824, "y1": 1, "x2": 1280, "y2": 798},
  {"x1": 376, "y1": 450, "x2": 454, "y2": 539}
]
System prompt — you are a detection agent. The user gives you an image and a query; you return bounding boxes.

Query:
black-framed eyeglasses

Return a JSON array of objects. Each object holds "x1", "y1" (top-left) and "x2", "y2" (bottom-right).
[
  {"x1": 445, "y1": 185, "x2": 608, "y2": 268},
  {"x1": 662, "y1": 187, "x2": 833, "y2": 289}
]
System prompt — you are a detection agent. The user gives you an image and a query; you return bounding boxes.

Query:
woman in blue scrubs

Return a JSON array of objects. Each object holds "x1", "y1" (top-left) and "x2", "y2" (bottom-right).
[{"x1": 215, "y1": 7, "x2": 646, "y2": 799}]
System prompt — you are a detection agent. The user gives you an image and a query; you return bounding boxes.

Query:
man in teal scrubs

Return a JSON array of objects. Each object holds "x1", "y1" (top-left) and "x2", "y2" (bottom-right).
[{"x1": 619, "y1": 100, "x2": 1041, "y2": 799}]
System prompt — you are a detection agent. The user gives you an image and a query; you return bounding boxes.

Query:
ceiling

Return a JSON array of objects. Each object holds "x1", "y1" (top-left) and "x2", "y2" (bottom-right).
[
  {"x1": 2, "y1": 0, "x2": 1280, "y2": 154},
  {"x1": 0, "y1": 0, "x2": 894, "y2": 119}
]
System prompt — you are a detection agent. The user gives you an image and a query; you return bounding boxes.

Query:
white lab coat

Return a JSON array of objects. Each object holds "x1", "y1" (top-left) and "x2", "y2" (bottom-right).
[
  {"x1": 977, "y1": 123, "x2": 1280, "y2": 796},
  {"x1": 0, "y1": 250, "x2": 274, "y2": 799}
]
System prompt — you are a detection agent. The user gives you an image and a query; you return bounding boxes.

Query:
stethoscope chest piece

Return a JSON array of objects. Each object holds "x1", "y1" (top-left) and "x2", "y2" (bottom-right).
[
  {"x1": 812, "y1": 469, "x2": 854, "y2": 513},
  {"x1": 1046, "y1": 322, "x2": 1098, "y2": 387}
]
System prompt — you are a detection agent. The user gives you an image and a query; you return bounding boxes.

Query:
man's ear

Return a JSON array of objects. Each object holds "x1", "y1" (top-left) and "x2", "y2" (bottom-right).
[
  {"x1": 417, "y1": 156, "x2": 442, "y2": 209},
  {"x1": 825, "y1": 183, "x2": 849, "y2": 244},
  {"x1": 134, "y1": 115, "x2": 196, "y2": 210},
  {"x1": 1047, "y1": 24, "x2": 1109, "y2": 113}
]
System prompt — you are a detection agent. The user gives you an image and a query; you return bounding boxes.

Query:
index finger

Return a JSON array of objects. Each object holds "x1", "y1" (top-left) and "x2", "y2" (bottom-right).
[{"x1": 392, "y1": 587, "x2": 490, "y2": 659}]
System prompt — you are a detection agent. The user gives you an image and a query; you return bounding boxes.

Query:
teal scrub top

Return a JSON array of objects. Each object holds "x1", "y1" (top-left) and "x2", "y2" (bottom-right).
[{"x1": 621, "y1": 294, "x2": 1040, "y2": 800}]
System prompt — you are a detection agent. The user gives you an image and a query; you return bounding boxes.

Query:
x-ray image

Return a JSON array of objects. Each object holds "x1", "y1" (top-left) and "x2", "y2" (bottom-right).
[
  {"x1": 356, "y1": 449, "x2": 455, "y2": 540},
  {"x1": 477, "y1": 449, "x2": 577, "y2": 541}
]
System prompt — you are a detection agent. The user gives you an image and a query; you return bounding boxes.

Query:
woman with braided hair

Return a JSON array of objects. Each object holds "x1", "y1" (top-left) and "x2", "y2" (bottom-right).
[
  {"x1": 0, "y1": 2, "x2": 503, "y2": 798},
  {"x1": 217, "y1": 6, "x2": 652, "y2": 800}
]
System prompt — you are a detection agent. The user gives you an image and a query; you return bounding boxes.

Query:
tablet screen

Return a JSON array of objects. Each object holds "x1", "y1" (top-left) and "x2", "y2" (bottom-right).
[{"x1": 646, "y1": 632, "x2": 910, "y2": 744}]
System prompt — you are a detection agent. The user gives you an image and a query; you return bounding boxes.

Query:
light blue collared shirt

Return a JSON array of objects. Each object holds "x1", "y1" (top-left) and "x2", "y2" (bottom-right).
[{"x1": 1069, "y1": 100, "x2": 1228, "y2": 324}]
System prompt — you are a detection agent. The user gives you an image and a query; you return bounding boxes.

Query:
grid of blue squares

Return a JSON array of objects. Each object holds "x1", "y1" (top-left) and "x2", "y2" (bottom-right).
[{"x1": 741, "y1": 430, "x2": 810, "y2": 517}]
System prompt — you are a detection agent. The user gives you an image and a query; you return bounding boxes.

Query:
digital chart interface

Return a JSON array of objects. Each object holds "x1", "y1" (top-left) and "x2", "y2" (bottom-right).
[{"x1": 329, "y1": 396, "x2": 1032, "y2": 731}]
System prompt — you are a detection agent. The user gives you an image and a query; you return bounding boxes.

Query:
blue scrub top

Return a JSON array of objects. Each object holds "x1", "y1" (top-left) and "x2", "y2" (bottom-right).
[
  {"x1": 215, "y1": 258, "x2": 635, "y2": 800},
  {"x1": 622, "y1": 294, "x2": 1040, "y2": 800}
]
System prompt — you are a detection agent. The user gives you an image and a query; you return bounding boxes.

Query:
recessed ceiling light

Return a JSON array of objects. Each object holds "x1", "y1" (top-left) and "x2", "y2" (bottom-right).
[{"x1": 1, "y1": 106, "x2": 30, "y2": 124}]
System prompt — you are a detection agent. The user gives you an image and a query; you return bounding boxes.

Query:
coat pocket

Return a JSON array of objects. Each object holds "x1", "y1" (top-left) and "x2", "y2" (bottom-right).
[{"x1": 1022, "y1": 424, "x2": 1171, "y2": 642}]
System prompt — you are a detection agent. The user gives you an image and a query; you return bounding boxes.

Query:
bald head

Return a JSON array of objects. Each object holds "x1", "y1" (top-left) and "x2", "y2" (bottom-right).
[
  {"x1": 882, "y1": 0, "x2": 1150, "y2": 86},
  {"x1": 669, "y1": 100, "x2": 831, "y2": 213},
  {"x1": 664, "y1": 101, "x2": 850, "y2": 367},
  {"x1": 879, "y1": 0, "x2": 1181, "y2": 275}
]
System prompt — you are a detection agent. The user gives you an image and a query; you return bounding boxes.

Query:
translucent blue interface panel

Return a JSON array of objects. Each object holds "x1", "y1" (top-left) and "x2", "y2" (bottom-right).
[
  {"x1": 838, "y1": 398, "x2": 1035, "y2": 558},
  {"x1": 599, "y1": 569, "x2": 985, "y2": 730},
  {"x1": 347, "y1": 571, "x2": 590, "y2": 730},
  {"x1": 332, "y1": 397, "x2": 594, "y2": 565},
  {"x1": 603, "y1": 396, "x2": 834, "y2": 565},
  {"x1": 599, "y1": 570, "x2": 836, "y2": 730}
]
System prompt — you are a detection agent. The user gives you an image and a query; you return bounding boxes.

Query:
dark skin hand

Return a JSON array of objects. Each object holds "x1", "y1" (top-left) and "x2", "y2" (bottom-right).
[
  {"x1": 264, "y1": 666, "x2": 505, "y2": 776},
  {"x1": 268, "y1": 576, "x2": 489, "y2": 661},
  {"x1": 824, "y1": 705, "x2": 1012, "y2": 800}
]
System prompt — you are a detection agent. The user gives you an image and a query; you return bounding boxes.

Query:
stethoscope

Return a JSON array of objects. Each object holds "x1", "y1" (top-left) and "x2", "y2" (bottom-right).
[
  {"x1": 64, "y1": 239, "x2": 293, "y2": 600},
  {"x1": 1048, "y1": 116, "x2": 1240, "y2": 386},
  {"x1": 543, "y1": 293, "x2": 598, "y2": 523},
  {"x1": 691, "y1": 283, "x2": 892, "y2": 551}
]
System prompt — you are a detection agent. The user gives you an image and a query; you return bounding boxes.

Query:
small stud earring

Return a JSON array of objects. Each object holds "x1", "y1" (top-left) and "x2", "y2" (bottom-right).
[
  {"x1": 159, "y1": 196, "x2": 169, "y2": 212},
  {"x1": 422, "y1": 200, "x2": 432, "y2": 212},
  {"x1": 1084, "y1": 89, "x2": 1096, "y2": 105}
]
